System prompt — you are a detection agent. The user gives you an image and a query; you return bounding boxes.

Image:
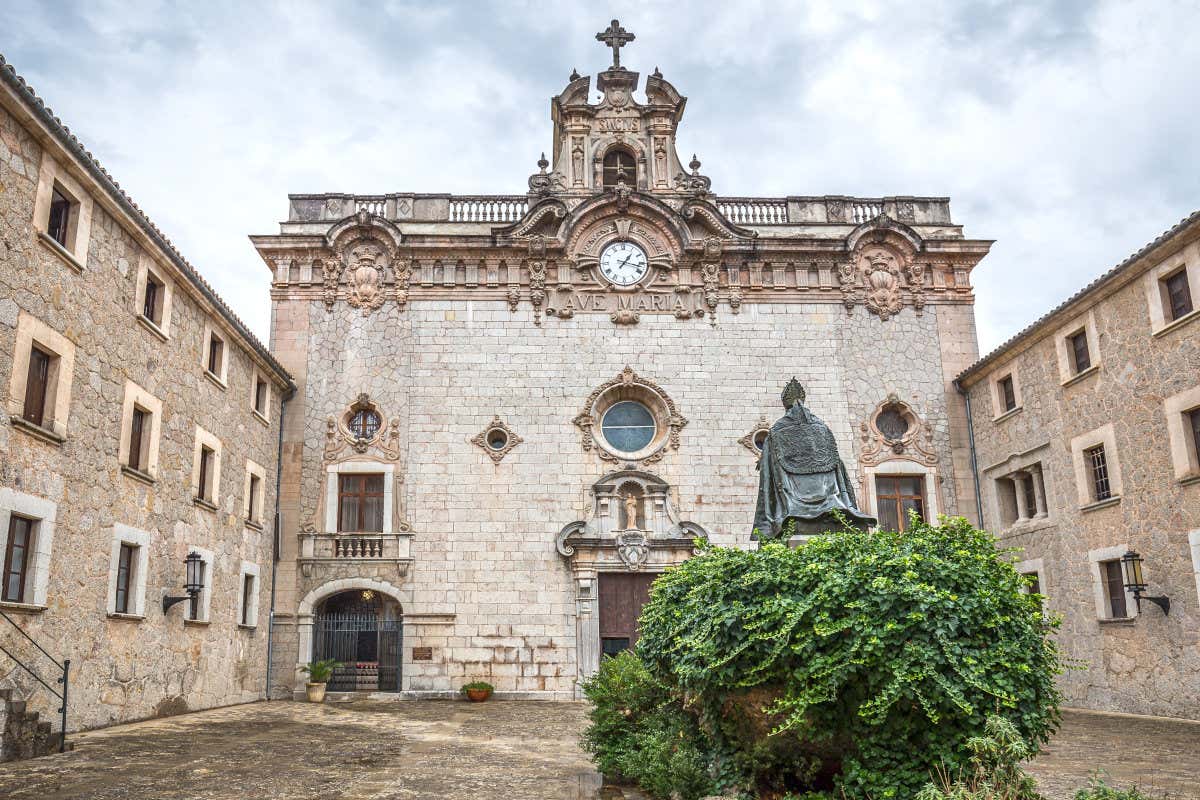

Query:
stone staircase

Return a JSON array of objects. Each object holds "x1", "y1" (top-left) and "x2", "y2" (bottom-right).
[{"x1": 0, "y1": 688, "x2": 64, "y2": 761}]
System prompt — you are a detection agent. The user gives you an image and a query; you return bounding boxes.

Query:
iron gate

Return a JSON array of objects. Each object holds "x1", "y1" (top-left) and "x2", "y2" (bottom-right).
[{"x1": 313, "y1": 612, "x2": 402, "y2": 692}]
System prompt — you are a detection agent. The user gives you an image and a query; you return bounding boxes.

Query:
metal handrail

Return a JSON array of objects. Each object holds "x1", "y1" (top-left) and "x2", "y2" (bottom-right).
[{"x1": 0, "y1": 608, "x2": 69, "y2": 753}]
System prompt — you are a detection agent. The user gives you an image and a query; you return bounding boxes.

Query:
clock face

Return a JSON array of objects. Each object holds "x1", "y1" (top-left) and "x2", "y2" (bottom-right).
[{"x1": 598, "y1": 241, "x2": 649, "y2": 286}]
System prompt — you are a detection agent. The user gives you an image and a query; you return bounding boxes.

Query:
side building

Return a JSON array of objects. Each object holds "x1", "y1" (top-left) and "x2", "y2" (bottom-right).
[
  {"x1": 0, "y1": 54, "x2": 294, "y2": 738},
  {"x1": 957, "y1": 211, "x2": 1200, "y2": 719}
]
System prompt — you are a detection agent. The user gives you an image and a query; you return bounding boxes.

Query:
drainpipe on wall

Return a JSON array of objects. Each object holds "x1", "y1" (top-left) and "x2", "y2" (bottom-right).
[
  {"x1": 953, "y1": 378, "x2": 984, "y2": 526},
  {"x1": 264, "y1": 392, "x2": 289, "y2": 701}
]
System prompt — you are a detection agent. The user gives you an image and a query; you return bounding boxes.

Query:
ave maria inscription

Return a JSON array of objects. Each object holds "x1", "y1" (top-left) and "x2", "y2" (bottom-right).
[{"x1": 547, "y1": 287, "x2": 704, "y2": 323}]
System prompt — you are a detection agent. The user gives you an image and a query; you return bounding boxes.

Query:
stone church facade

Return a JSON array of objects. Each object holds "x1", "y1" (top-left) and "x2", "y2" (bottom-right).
[{"x1": 255, "y1": 25, "x2": 990, "y2": 698}]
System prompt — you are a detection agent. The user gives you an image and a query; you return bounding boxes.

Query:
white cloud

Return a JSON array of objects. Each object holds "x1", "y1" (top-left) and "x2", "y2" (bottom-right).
[{"x1": 2, "y1": 0, "x2": 1196, "y2": 353}]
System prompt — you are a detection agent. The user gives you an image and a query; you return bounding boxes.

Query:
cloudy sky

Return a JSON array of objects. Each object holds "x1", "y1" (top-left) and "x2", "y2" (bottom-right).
[{"x1": 2, "y1": 0, "x2": 1197, "y2": 352}]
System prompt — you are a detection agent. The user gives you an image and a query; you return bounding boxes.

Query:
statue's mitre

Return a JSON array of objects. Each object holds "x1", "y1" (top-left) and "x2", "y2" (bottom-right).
[{"x1": 781, "y1": 377, "x2": 806, "y2": 408}]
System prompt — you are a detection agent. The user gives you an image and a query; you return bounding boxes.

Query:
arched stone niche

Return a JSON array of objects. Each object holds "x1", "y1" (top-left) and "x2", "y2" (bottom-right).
[{"x1": 556, "y1": 469, "x2": 706, "y2": 692}]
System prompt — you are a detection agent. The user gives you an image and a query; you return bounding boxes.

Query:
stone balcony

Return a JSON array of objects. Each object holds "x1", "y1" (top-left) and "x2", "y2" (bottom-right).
[
  {"x1": 297, "y1": 531, "x2": 414, "y2": 578},
  {"x1": 286, "y1": 193, "x2": 953, "y2": 226}
]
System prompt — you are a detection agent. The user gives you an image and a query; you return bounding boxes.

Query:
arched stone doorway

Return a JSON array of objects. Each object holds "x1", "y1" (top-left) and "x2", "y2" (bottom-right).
[{"x1": 312, "y1": 588, "x2": 403, "y2": 692}]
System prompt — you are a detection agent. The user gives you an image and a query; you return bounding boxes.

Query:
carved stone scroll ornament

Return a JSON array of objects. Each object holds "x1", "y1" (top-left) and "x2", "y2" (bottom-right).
[
  {"x1": 858, "y1": 394, "x2": 938, "y2": 468},
  {"x1": 321, "y1": 254, "x2": 345, "y2": 310},
  {"x1": 347, "y1": 244, "x2": 386, "y2": 314},
  {"x1": 527, "y1": 153, "x2": 567, "y2": 197},
  {"x1": 738, "y1": 415, "x2": 771, "y2": 455},
  {"x1": 701, "y1": 263, "x2": 720, "y2": 325},
  {"x1": 673, "y1": 154, "x2": 712, "y2": 198},
  {"x1": 393, "y1": 258, "x2": 412, "y2": 310},
  {"x1": 906, "y1": 261, "x2": 927, "y2": 315},
  {"x1": 470, "y1": 415, "x2": 524, "y2": 464},
  {"x1": 862, "y1": 249, "x2": 903, "y2": 320},
  {"x1": 324, "y1": 394, "x2": 401, "y2": 462}
]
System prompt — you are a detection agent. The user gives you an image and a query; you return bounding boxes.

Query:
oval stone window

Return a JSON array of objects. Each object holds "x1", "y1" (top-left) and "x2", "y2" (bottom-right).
[
  {"x1": 486, "y1": 428, "x2": 509, "y2": 451},
  {"x1": 600, "y1": 401, "x2": 657, "y2": 453},
  {"x1": 876, "y1": 407, "x2": 910, "y2": 442},
  {"x1": 753, "y1": 429, "x2": 768, "y2": 451},
  {"x1": 348, "y1": 408, "x2": 382, "y2": 439}
]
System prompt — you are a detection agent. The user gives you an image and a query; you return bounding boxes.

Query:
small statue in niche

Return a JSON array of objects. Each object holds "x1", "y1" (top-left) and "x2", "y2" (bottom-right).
[
  {"x1": 622, "y1": 491, "x2": 640, "y2": 530},
  {"x1": 752, "y1": 378, "x2": 876, "y2": 540}
]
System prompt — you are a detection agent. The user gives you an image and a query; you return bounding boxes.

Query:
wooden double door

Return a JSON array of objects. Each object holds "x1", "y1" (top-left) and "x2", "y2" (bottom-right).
[{"x1": 598, "y1": 572, "x2": 658, "y2": 658}]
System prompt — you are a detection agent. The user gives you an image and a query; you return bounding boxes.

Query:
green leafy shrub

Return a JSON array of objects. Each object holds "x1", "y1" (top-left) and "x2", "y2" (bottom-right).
[
  {"x1": 916, "y1": 715, "x2": 1041, "y2": 800},
  {"x1": 580, "y1": 650, "x2": 716, "y2": 800},
  {"x1": 636, "y1": 517, "x2": 1063, "y2": 799},
  {"x1": 1073, "y1": 774, "x2": 1160, "y2": 800},
  {"x1": 460, "y1": 680, "x2": 494, "y2": 694}
]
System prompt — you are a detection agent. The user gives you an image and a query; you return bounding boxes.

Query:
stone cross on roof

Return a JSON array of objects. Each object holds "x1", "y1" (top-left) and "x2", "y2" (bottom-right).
[{"x1": 596, "y1": 19, "x2": 635, "y2": 70}]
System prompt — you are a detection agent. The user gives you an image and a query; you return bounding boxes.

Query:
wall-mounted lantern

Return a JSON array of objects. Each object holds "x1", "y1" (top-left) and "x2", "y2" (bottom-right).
[
  {"x1": 162, "y1": 551, "x2": 204, "y2": 614},
  {"x1": 1121, "y1": 550, "x2": 1170, "y2": 616}
]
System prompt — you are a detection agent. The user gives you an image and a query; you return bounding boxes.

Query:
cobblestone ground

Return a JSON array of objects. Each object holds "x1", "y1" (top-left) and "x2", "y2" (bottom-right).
[{"x1": 0, "y1": 702, "x2": 1195, "y2": 799}]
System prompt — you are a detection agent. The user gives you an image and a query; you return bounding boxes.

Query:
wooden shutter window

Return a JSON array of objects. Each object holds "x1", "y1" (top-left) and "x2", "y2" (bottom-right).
[
  {"x1": 3, "y1": 516, "x2": 34, "y2": 603},
  {"x1": 254, "y1": 378, "x2": 267, "y2": 414},
  {"x1": 115, "y1": 543, "x2": 135, "y2": 614},
  {"x1": 248, "y1": 473, "x2": 261, "y2": 521},
  {"x1": 198, "y1": 446, "x2": 214, "y2": 502},
  {"x1": 1069, "y1": 330, "x2": 1091, "y2": 373},
  {"x1": 23, "y1": 345, "x2": 53, "y2": 427},
  {"x1": 1189, "y1": 408, "x2": 1200, "y2": 468},
  {"x1": 1165, "y1": 269, "x2": 1193, "y2": 321},
  {"x1": 1103, "y1": 560, "x2": 1127, "y2": 618},
  {"x1": 47, "y1": 187, "x2": 71, "y2": 247},
  {"x1": 142, "y1": 277, "x2": 161, "y2": 323},
  {"x1": 241, "y1": 573, "x2": 254, "y2": 626},
  {"x1": 207, "y1": 336, "x2": 223, "y2": 376},
  {"x1": 128, "y1": 407, "x2": 148, "y2": 472},
  {"x1": 999, "y1": 375, "x2": 1016, "y2": 412}
]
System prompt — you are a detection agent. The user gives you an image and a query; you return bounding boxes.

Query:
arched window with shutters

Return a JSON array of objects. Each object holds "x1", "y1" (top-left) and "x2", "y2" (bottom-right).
[{"x1": 602, "y1": 149, "x2": 637, "y2": 188}]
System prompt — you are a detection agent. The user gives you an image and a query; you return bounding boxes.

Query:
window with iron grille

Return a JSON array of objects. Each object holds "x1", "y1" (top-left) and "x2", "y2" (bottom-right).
[
  {"x1": 998, "y1": 375, "x2": 1016, "y2": 412},
  {"x1": 338, "y1": 474, "x2": 385, "y2": 532},
  {"x1": 2, "y1": 515, "x2": 35, "y2": 603},
  {"x1": 1102, "y1": 559, "x2": 1127, "y2": 618},
  {"x1": 22, "y1": 345, "x2": 53, "y2": 428},
  {"x1": 1068, "y1": 329, "x2": 1091, "y2": 373},
  {"x1": 114, "y1": 543, "x2": 136, "y2": 614},
  {"x1": 348, "y1": 408, "x2": 381, "y2": 440},
  {"x1": 874, "y1": 475, "x2": 926, "y2": 532},
  {"x1": 1164, "y1": 269, "x2": 1193, "y2": 321},
  {"x1": 1085, "y1": 445, "x2": 1112, "y2": 501}
]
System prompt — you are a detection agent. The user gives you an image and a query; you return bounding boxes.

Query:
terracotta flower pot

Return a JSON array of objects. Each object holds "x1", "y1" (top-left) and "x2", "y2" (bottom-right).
[
  {"x1": 465, "y1": 688, "x2": 492, "y2": 702},
  {"x1": 306, "y1": 682, "x2": 327, "y2": 703}
]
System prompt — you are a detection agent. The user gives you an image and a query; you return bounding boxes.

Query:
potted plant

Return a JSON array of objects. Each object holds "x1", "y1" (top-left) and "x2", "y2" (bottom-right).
[
  {"x1": 300, "y1": 659, "x2": 341, "y2": 703},
  {"x1": 461, "y1": 681, "x2": 494, "y2": 702}
]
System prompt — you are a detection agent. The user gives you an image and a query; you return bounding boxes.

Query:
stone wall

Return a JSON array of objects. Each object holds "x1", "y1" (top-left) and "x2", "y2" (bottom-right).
[
  {"x1": 961, "y1": 225, "x2": 1200, "y2": 719},
  {"x1": 270, "y1": 293, "x2": 976, "y2": 695},
  {"x1": 0, "y1": 100, "x2": 286, "y2": 731}
]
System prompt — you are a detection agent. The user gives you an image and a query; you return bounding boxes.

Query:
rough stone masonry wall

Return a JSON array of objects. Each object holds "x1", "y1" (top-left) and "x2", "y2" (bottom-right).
[
  {"x1": 274, "y1": 292, "x2": 972, "y2": 695},
  {"x1": 965, "y1": 259, "x2": 1200, "y2": 719},
  {"x1": 0, "y1": 102, "x2": 282, "y2": 731}
]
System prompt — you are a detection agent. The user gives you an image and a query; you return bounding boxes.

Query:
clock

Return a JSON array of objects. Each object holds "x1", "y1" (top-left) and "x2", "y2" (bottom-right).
[{"x1": 598, "y1": 241, "x2": 649, "y2": 286}]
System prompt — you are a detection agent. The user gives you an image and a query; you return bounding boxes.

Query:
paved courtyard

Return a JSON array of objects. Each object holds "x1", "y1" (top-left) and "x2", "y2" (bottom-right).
[{"x1": 0, "y1": 701, "x2": 1196, "y2": 799}]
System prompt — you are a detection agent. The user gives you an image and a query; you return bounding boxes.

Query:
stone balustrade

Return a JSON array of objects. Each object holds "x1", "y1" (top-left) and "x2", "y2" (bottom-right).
[
  {"x1": 288, "y1": 193, "x2": 952, "y2": 226},
  {"x1": 298, "y1": 532, "x2": 413, "y2": 566}
]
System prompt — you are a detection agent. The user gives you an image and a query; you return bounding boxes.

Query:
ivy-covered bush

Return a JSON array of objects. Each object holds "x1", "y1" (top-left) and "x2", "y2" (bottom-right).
[
  {"x1": 580, "y1": 651, "x2": 715, "y2": 800},
  {"x1": 1073, "y1": 775, "x2": 1161, "y2": 800},
  {"x1": 635, "y1": 517, "x2": 1063, "y2": 799}
]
